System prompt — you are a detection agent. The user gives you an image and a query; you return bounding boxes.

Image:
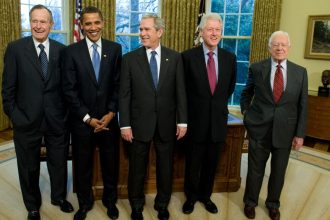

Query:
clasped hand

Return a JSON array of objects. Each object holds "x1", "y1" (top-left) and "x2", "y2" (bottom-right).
[{"x1": 89, "y1": 112, "x2": 115, "y2": 133}]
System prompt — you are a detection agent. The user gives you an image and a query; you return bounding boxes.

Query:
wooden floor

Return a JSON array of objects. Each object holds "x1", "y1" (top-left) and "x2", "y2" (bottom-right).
[{"x1": 0, "y1": 139, "x2": 329, "y2": 220}]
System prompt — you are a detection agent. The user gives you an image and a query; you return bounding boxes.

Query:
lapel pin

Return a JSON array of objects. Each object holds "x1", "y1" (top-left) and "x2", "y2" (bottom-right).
[
  {"x1": 103, "y1": 54, "x2": 107, "y2": 58},
  {"x1": 166, "y1": 58, "x2": 169, "y2": 61}
]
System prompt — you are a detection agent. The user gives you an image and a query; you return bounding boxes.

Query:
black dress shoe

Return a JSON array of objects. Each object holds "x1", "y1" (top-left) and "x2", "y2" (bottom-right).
[
  {"x1": 131, "y1": 208, "x2": 143, "y2": 220},
  {"x1": 156, "y1": 208, "x2": 169, "y2": 220},
  {"x1": 268, "y1": 207, "x2": 280, "y2": 220},
  {"x1": 244, "y1": 205, "x2": 255, "y2": 219},
  {"x1": 73, "y1": 207, "x2": 91, "y2": 220},
  {"x1": 51, "y1": 199, "x2": 74, "y2": 213},
  {"x1": 27, "y1": 210, "x2": 40, "y2": 220},
  {"x1": 107, "y1": 204, "x2": 119, "y2": 219},
  {"x1": 182, "y1": 200, "x2": 195, "y2": 214},
  {"x1": 200, "y1": 199, "x2": 218, "y2": 214}
]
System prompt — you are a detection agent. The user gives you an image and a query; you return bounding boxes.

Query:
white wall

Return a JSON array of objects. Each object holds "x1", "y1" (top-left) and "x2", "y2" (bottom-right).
[{"x1": 280, "y1": 0, "x2": 330, "y2": 92}]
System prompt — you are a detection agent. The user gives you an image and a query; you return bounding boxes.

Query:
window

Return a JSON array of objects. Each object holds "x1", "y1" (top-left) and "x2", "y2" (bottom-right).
[
  {"x1": 20, "y1": 0, "x2": 69, "y2": 45},
  {"x1": 210, "y1": 0, "x2": 255, "y2": 105},
  {"x1": 115, "y1": 0, "x2": 159, "y2": 54}
]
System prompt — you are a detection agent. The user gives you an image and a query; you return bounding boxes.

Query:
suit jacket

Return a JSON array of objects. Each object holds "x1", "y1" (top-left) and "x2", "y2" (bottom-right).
[
  {"x1": 2, "y1": 36, "x2": 66, "y2": 132},
  {"x1": 240, "y1": 58, "x2": 308, "y2": 148},
  {"x1": 62, "y1": 38, "x2": 121, "y2": 135},
  {"x1": 182, "y1": 46, "x2": 237, "y2": 143},
  {"x1": 119, "y1": 46, "x2": 187, "y2": 142}
]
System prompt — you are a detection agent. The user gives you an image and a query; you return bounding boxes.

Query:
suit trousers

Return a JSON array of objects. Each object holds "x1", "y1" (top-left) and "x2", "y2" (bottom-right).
[
  {"x1": 243, "y1": 136, "x2": 291, "y2": 208},
  {"x1": 13, "y1": 126, "x2": 69, "y2": 211},
  {"x1": 184, "y1": 139, "x2": 223, "y2": 202},
  {"x1": 72, "y1": 128, "x2": 119, "y2": 208},
  {"x1": 127, "y1": 129, "x2": 174, "y2": 210}
]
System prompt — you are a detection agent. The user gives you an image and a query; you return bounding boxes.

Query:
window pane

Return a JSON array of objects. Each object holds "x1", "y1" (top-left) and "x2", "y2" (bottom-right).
[
  {"x1": 131, "y1": 12, "x2": 143, "y2": 33},
  {"x1": 231, "y1": 84, "x2": 245, "y2": 105},
  {"x1": 241, "y1": 0, "x2": 254, "y2": 13},
  {"x1": 130, "y1": 36, "x2": 141, "y2": 51},
  {"x1": 21, "y1": 31, "x2": 31, "y2": 38},
  {"x1": 222, "y1": 39, "x2": 236, "y2": 54},
  {"x1": 116, "y1": 35, "x2": 130, "y2": 54},
  {"x1": 237, "y1": 39, "x2": 250, "y2": 61},
  {"x1": 211, "y1": 0, "x2": 224, "y2": 13},
  {"x1": 21, "y1": 4, "x2": 30, "y2": 29},
  {"x1": 138, "y1": 0, "x2": 158, "y2": 12},
  {"x1": 237, "y1": 61, "x2": 249, "y2": 84},
  {"x1": 49, "y1": 7, "x2": 62, "y2": 30},
  {"x1": 239, "y1": 15, "x2": 253, "y2": 36},
  {"x1": 49, "y1": 32, "x2": 66, "y2": 44},
  {"x1": 225, "y1": 0, "x2": 239, "y2": 13},
  {"x1": 31, "y1": 0, "x2": 46, "y2": 4},
  {"x1": 224, "y1": 15, "x2": 238, "y2": 36},
  {"x1": 116, "y1": 13, "x2": 130, "y2": 33},
  {"x1": 21, "y1": 0, "x2": 29, "y2": 3},
  {"x1": 46, "y1": 0, "x2": 61, "y2": 7}
]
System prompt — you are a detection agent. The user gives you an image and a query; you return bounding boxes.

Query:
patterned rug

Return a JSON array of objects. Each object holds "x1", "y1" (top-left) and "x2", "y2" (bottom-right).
[{"x1": 0, "y1": 141, "x2": 329, "y2": 171}]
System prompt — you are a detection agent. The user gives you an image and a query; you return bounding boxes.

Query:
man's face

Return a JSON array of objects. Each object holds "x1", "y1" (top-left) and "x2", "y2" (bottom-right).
[
  {"x1": 139, "y1": 18, "x2": 163, "y2": 49},
  {"x1": 201, "y1": 19, "x2": 222, "y2": 50},
  {"x1": 269, "y1": 34, "x2": 290, "y2": 62},
  {"x1": 30, "y1": 8, "x2": 53, "y2": 43},
  {"x1": 81, "y1": 12, "x2": 104, "y2": 42}
]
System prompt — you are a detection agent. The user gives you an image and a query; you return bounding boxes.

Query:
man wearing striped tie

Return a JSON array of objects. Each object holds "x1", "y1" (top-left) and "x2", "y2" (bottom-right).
[{"x1": 240, "y1": 31, "x2": 308, "y2": 220}]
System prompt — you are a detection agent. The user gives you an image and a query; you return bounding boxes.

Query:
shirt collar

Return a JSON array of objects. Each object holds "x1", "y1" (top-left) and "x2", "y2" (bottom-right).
[
  {"x1": 86, "y1": 37, "x2": 102, "y2": 49},
  {"x1": 202, "y1": 43, "x2": 218, "y2": 57},
  {"x1": 33, "y1": 37, "x2": 49, "y2": 50},
  {"x1": 271, "y1": 58, "x2": 287, "y2": 69},
  {"x1": 146, "y1": 44, "x2": 161, "y2": 56}
]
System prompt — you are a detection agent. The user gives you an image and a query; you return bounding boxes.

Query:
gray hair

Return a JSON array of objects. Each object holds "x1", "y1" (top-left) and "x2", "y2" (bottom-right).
[
  {"x1": 141, "y1": 13, "x2": 165, "y2": 30},
  {"x1": 268, "y1": 31, "x2": 291, "y2": 48},
  {"x1": 29, "y1": 4, "x2": 54, "y2": 24},
  {"x1": 199, "y1": 13, "x2": 222, "y2": 30}
]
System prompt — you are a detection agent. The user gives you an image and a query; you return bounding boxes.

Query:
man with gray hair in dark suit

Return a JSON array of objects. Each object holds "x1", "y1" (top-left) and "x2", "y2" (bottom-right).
[{"x1": 240, "y1": 31, "x2": 308, "y2": 220}]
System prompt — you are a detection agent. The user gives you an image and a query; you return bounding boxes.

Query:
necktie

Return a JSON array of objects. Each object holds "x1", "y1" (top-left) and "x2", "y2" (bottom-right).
[
  {"x1": 207, "y1": 51, "x2": 217, "y2": 94},
  {"x1": 273, "y1": 63, "x2": 284, "y2": 103},
  {"x1": 38, "y1": 44, "x2": 48, "y2": 78},
  {"x1": 92, "y1": 43, "x2": 100, "y2": 81},
  {"x1": 150, "y1": 51, "x2": 158, "y2": 88}
]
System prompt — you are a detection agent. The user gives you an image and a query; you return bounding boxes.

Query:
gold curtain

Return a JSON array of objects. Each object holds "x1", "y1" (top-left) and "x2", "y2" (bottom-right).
[
  {"x1": 0, "y1": 0, "x2": 21, "y2": 131},
  {"x1": 82, "y1": 0, "x2": 116, "y2": 41},
  {"x1": 161, "y1": 0, "x2": 200, "y2": 52},
  {"x1": 249, "y1": 0, "x2": 282, "y2": 63}
]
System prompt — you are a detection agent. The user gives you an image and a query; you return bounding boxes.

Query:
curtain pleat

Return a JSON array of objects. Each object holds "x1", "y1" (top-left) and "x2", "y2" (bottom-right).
[{"x1": 0, "y1": 0, "x2": 21, "y2": 131}]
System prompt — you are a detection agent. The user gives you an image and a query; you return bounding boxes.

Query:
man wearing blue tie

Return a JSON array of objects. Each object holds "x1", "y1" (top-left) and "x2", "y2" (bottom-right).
[
  {"x1": 119, "y1": 14, "x2": 187, "y2": 220},
  {"x1": 61, "y1": 6, "x2": 122, "y2": 220}
]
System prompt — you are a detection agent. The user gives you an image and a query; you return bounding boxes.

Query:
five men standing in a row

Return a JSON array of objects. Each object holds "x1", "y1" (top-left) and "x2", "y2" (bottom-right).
[{"x1": 1, "y1": 4, "x2": 307, "y2": 220}]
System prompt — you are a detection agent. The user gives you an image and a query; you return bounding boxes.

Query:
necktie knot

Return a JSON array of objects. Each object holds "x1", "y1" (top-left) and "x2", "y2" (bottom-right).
[
  {"x1": 38, "y1": 44, "x2": 45, "y2": 51},
  {"x1": 207, "y1": 51, "x2": 214, "y2": 59},
  {"x1": 92, "y1": 43, "x2": 98, "y2": 50},
  {"x1": 151, "y1": 50, "x2": 157, "y2": 57}
]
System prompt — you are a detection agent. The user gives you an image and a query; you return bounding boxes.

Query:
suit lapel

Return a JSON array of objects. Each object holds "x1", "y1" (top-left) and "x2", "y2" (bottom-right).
[
  {"x1": 158, "y1": 47, "x2": 170, "y2": 90},
  {"x1": 195, "y1": 46, "x2": 212, "y2": 94},
  {"x1": 262, "y1": 59, "x2": 274, "y2": 101},
  {"x1": 24, "y1": 37, "x2": 44, "y2": 80},
  {"x1": 45, "y1": 40, "x2": 56, "y2": 82},
  {"x1": 80, "y1": 39, "x2": 98, "y2": 86},
  {"x1": 280, "y1": 61, "x2": 295, "y2": 103},
  {"x1": 98, "y1": 39, "x2": 110, "y2": 84},
  {"x1": 136, "y1": 47, "x2": 156, "y2": 89}
]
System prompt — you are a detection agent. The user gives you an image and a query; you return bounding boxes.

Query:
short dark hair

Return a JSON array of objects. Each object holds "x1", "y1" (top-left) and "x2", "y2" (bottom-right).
[
  {"x1": 29, "y1": 4, "x2": 53, "y2": 23},
  {"x1": 80, "y1": 6, "x2": 103, "y2": 23}
]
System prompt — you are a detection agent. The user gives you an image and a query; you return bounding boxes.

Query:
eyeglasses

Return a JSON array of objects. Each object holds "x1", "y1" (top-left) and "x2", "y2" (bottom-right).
[{"x1": 271, "y1": 43, "x2": 290, "y2": 48}]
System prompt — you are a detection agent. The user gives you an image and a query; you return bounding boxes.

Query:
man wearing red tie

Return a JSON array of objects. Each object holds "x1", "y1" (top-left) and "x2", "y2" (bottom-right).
[
  {"x1": 181, "y1": 13, "x2": 237, "y2": 215},
  {"x1": 240, "y1": 31, "x2": 308, "y2": 220}
]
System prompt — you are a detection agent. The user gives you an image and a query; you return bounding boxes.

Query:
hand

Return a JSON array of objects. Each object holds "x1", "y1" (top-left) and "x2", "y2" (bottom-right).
[
  {"x1": 100, "y1": 112, "x2": 115, "y2": 128},
  {"x1": 176, "y1": 126, "x2": 187, "y2": 140},
  {"x1": 292, "y1": 136, "x2": 304, "y2": 151},
  {"x1": 88, "y1": 118, "x2": 108, "y2": 133},
  {"x1": 121, "y1": 128, "x2": 133, "y2": 142}
]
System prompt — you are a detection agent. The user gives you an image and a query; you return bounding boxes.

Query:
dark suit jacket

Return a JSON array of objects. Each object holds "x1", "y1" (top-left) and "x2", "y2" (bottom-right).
[
  {"x1": 240, "y1": 58, "x2": 308, "y2": 148},
  {"x1": 2, "y1": 36, "x2": 66, "y2": 132},
  {"x1": 182, "y1": 46, "x2": 237, "y2": 143},
  {"x1": 62, "y1": 38, "x2": 121, "y2": 135},
  {"x1": 119, "y1": 46, "x2": 187, "y2": 142}
]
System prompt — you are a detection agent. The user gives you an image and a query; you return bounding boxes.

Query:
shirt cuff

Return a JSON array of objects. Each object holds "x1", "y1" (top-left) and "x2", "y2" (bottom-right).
[
  {"x1": 177, "y1": 123, "x2": 187, "y2": 127},
  {"x1": 120, "y1": 126, "x2": 131, "y2": 130},
  {"x1": 83, "y1": 114, "x2": 91, "y2": 123}
]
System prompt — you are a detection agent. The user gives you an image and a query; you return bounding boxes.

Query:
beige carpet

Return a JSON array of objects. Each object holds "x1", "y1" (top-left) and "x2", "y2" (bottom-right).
[{"x1": 0, "y1": 141, "x2": 330, "y2": 220}]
